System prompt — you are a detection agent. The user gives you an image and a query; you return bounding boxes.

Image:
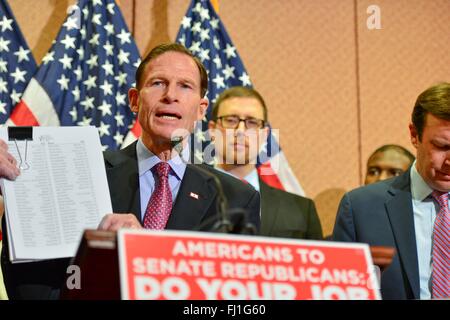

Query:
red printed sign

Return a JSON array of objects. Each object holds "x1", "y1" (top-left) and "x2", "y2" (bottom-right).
[{"x1": 118, "y1": 230, "x2": 380, "y2": 300}]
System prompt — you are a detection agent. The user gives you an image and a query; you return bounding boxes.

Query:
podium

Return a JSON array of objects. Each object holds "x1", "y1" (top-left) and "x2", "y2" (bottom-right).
[
  {"x1": 60, "y1": 230, "x2": 395, "y2": 300},
  {"x1": 61, "y1": 230, "x2": 120, "y2": 300}
]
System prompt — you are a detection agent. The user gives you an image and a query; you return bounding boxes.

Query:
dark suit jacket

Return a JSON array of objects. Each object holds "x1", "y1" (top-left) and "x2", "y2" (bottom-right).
[
  {"x1": 1, "y1": 142, "x2": 260, "y2": 300},
  {"x1": 259, "y1": 180, "x2": 322, "y2": 240},
  {"x1": 332, "y1": 170, "x2": 420, "y2": 300},
  {"x1": 104, "y1": 142, "x2": 261, "y2": 231}
]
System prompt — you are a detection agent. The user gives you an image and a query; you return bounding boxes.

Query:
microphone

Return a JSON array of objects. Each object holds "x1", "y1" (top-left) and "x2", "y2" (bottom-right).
[{"x1": 171, "y1": 136, "x2": 232, "y2": 233}]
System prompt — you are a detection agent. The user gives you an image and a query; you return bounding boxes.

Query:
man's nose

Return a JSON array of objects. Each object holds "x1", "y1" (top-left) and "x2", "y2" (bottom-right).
[
  {"x1": 234, "y1": 120, "x2": 247, "y2": 136},
  {"x1": 379, "y1": 170, "x2": 391, "y2": 181},
  {"x1": 445, "y1": 155, "x2": 450, "y2": 166},
  {"x1": 162, "y1": 83, "x2": 178, "y2": 102},
  {"x1": 237, "y1": 120, "x2": 247, "y2": 130}
]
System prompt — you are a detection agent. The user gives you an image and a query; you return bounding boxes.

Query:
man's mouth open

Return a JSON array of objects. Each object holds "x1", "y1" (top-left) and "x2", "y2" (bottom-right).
[
  {"x1": 156, "y1": 112, "x2": 182, "y2": 120},
  {"x1": 437, "y1": 170, "x2": 450, "y2": 179}
]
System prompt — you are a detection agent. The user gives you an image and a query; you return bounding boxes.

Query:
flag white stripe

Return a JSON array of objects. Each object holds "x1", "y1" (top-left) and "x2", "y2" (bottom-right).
[
  {"x1": 122, "y1": 130, "x2": 137, "y2": 148},
  {"x1": 21, "y1": 78, "x2": 60, "y2": 126}
]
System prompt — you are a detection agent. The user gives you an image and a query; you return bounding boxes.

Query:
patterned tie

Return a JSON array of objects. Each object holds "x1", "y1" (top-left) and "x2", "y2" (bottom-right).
[
  {"x1": 431, "y1": 191, "x2": 450, "y2": 299},
  {"x1": 143, "y1": 162, "x2": 172, "y2": 230}
]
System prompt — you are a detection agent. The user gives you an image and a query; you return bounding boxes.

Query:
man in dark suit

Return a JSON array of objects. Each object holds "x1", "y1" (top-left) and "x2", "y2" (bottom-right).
[
  {"x1": 98, "y1": 43, "x2": 260, "y2": 233},
  {"x1": 208, "y1": 86, "x2": 322, "y2": 240},
  {"x1": 0, "y1": 43, "x2": 260, "y2": 299},
  {"x1": 333, "y1": 82, "x2": 450, "y2": 300},
  {"x1": 103, "y1": 141, "x2": 260, "y2": 233}
]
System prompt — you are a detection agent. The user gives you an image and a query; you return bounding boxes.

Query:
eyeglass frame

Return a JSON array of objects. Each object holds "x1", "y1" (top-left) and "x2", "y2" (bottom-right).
[{"x1": 216, "y1": 115, "x2": 266, "y2": 129}]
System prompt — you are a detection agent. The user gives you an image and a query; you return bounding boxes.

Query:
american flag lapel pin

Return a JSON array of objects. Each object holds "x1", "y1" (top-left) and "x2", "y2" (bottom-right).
[{"x1": 189, "y1": 192, "x2": 199, "y2": 200}]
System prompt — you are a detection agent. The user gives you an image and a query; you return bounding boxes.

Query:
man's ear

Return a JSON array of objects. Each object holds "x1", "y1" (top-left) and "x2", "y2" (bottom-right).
[
  {"x1": 197, "y1": 97, "x2": 208, "y2": 121},
  {"x1": 409, "y1": 123, "x2": 419, "y2": 149},
  {"x1": 208, "y1": 120, "x2": 217, "y2": 141},
  {"x1": 208, "y1": 120, "x2": 216, "y2": 130},
  {"x1": 128, "y1": 88, "x2": 139, "y2": 113}
]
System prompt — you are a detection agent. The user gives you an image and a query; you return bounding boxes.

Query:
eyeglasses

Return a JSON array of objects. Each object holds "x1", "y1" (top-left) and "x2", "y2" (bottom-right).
[{"x1": 217, "y1": 115, "x2": 265, "y2": 129}]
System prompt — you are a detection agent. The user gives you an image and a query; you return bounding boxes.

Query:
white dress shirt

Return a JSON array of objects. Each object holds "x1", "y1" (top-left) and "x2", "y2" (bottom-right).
[
  {"x1": 136, "y1": 139, "x2": 186, "y2": 221},
  {"x1": 410, "y1": 161, "x2": 442, "y2": 299}
]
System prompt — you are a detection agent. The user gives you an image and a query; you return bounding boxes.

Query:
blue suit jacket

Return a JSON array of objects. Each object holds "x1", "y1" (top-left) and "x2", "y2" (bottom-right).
[{"x1": 332, "y1": 170, "x2": 420, "y2": 300}]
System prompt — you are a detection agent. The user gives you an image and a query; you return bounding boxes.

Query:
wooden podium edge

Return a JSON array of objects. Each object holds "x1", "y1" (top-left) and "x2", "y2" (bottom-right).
[
  {"x1": 60, "y1": 230, "x2": 119, "y2": 300},
  {"x1": 370, "y1": 246, "x2": 396, "y2": 272}
]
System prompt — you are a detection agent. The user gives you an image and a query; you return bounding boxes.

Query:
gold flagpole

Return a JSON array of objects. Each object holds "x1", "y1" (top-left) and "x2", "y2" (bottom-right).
[{"x1": 211, "y1": 0, "x2": 219, "y2": 13}]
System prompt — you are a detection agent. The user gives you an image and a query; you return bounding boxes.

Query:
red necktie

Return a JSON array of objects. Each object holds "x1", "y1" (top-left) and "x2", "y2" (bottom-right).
[
  {"x1": 143, "y1": 162, "x2": 172, "y2": 230},
  {"x1": 431, "y1": 191, "x2": 450, "y2": 299}
]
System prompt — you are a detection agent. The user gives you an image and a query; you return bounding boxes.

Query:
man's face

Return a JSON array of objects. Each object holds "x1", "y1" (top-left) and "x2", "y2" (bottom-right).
[
  {"x1": 209, "y1": 97, "x2": 268, "y2": 166},
  {"x1": 128, "y1": 52, "x2": 208, "y2": 145},
  {"x1": 410, "y1": 113, "x2": 450, "y2": 192},
  {"x1": 364, "y1": 149, "x2": 412, "y2": 185}
]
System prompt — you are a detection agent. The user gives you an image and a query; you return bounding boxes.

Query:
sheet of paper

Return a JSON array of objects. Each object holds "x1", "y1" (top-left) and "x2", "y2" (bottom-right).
[{"x1": 0, "y1": 126, "x2": 112, "y2": 262}]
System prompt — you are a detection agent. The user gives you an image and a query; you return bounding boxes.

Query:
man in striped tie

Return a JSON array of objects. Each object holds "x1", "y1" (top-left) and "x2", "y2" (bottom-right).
[
  {"x1": 333, "y1": 82, "x2": 450, "y2": 299},
  {"x1": 0, "y1": 43, "x2": 260, "y2": 299},
  {"x1": 98, "y1": 43, "x2": 260, "y2": 234}
]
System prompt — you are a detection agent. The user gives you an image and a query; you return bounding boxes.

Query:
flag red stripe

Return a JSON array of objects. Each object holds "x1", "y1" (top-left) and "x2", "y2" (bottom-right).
[
  {"x1": 258, "y1": 162, "x2": 285, "y2": 191},
  {"x1": 10, "y1": 100, "x2": 39, "y2": 126},
  {"x1": 131, "y1": 121, "x2": 141, "y2": 137}
]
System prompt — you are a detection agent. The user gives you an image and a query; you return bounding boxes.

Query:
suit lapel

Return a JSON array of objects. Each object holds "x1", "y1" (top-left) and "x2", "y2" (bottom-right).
[
  {"x1": 385, "y1": 170, "x2": 420, "y2": 299},
  {"x1": 105, "y1": 142, "x2": 141, "y2": 222},
  {"x1": 259, "y1": 179, "x2": 280, "y2": 235},
  {"x1": 166, "y1": 165, "x2": 217, "y2": 230}
]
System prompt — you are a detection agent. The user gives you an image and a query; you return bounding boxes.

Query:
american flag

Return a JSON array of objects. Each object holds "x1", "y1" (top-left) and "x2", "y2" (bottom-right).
[
  {"x1": 177, "y1": 0, "x2": 305, "y2": 195},
  {"x1": 6, "y1": 0, "x2": 140, "y2": 150},
  {"x1": 0, "y1": 0, "x2": 37, "y2": 124}
]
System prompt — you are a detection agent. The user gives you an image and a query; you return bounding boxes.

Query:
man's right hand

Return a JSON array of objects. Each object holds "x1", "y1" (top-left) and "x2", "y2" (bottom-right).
[
  {"x1": 97, "y1": 213, "x2": 143, "y2": 231},
  {"x1": 0, "y1": 139, "x2": 19, "y2": 181}
]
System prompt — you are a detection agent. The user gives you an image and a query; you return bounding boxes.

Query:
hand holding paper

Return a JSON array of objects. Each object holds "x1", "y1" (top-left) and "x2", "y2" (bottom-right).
[
  {"x1": 0, "y1": 139, "x2": 20, "y2": 181},
  {"x1": 0, "y1": 126, "x2": 112, "y2": 262},
  {"x1": 98, "y1": 213, "x2": 143, "y2": 231}
]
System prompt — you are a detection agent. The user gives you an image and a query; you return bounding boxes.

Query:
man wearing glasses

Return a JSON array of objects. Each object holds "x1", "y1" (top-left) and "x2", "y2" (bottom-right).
[{"x1": 208, "y1": 86, "x2": 323, "y2": 240}]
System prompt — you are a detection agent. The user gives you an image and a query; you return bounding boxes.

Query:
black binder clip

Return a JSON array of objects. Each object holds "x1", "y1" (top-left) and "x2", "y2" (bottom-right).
[
  {"x1": 8, "y1": 126, "x2": 32, "y2": 170},
  {"x1": 8, "y1": 126, "x2": 32, "y2": 141}
]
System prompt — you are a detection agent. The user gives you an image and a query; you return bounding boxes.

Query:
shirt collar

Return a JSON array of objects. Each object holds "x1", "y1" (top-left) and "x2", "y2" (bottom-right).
[
  {"x1": 243, "y1": 169, "x2": 260, "y2": 192},
  {"x1": 213, "y1": 166, "x2": 260, "y2": 192},
  {"x1": 136, "y1": 138, "x2": 186, "y2": 180},
  {"x1": 410, "y1": 160, "x2": 434, "y2": 201}
]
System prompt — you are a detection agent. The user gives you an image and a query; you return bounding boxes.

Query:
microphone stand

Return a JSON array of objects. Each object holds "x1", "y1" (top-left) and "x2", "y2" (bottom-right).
[{"x1": 171, "y1": 136, "x2": 256, "y2": 235}]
